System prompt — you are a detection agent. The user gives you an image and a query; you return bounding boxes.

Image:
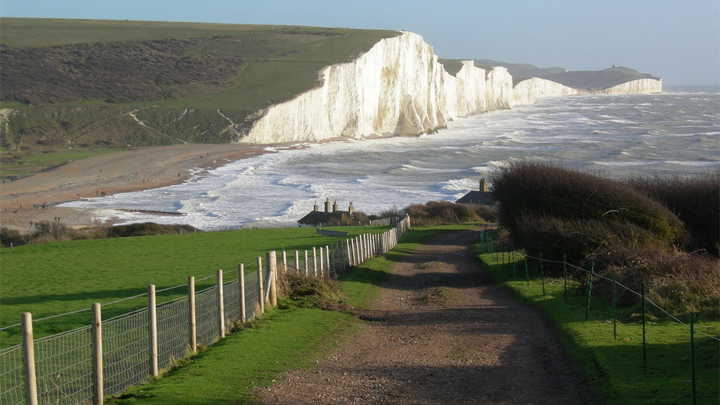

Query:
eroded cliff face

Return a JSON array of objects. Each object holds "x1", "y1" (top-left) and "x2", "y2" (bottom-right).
[
  {"x1": 591, "y1": 78, "x2": 663, "y2": 95},
  {"x1": 245, "y1": 32, "x2": 517, "y2": 144},
  {"x1": 244, "y1": 32, "x2": 662, "y2": 144},
  {"x1": 512, "y1": 78, "x2": 580, "y2": 105}
]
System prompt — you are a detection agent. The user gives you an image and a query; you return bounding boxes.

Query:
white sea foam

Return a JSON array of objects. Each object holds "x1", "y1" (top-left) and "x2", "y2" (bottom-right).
[{"x1": 60, "y1": 91, "x2": 720, "y2": 230}]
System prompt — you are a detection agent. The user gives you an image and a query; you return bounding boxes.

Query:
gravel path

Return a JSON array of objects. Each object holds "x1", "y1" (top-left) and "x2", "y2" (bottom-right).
[{"x1": 257, "y1": 228, "x2": 594, "y2": 404}]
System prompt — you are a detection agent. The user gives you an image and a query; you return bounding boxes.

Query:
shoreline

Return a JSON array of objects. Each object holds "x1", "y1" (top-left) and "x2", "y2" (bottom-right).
[
  {"x1": 0, "y1": 143, "x2": 271, "y2": 233},
  {"x1": 0, "y1": 137, "x2": 353, "y2": 234}
]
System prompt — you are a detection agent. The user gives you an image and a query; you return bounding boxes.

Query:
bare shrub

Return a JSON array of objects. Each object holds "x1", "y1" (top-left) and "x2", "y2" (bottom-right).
[
  {"x1": 405, "y1": 201, "x2": 486, "y2": 227},
  {"x1": 278, "y1": 272, "x2": 346, "y2": 310},
  {"x1": 589, "y1": 244, "x2": 719, "y2": 315}
]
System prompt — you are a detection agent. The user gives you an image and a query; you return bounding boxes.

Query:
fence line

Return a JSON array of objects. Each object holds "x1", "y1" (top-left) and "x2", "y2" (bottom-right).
[
  {"x1": 477, "y1": 230, "x2": 719, "y2": 404},
  {"x1": 1, "y1": 215, "x2": 411, "y2": 405}
]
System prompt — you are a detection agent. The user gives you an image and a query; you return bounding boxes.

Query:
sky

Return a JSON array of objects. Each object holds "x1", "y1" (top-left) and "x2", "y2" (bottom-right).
[{"x1": 2, "y1": 0, "x2": 719, "y2": 86}]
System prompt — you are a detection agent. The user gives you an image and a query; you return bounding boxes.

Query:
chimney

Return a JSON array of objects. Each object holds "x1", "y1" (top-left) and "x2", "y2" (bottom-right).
[
  {"x1": 480, "y1": 178, "x2": 487, "y2": 192},
  {"x1": 325, "y1": 198, "x2": 330, "y2": 213},
  {"x1": 348, "y1": 202, "x2": 354, "y2": 216},
  {"x1": 313, "y1": 200, "x2": 318, "y2": 212},
  {"x1": 333, "y1": 200, "x2": 338, "y2": 212}
]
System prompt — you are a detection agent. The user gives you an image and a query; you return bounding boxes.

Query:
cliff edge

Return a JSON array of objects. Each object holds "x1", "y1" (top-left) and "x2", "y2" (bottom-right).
[{"x1": 245, "y1": 32, "x2": 662, "y2": 144}]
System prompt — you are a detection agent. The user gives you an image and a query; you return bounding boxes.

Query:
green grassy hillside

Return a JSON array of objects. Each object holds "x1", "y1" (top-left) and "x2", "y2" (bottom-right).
[{"x1": 0, "y1": 18, "x2": 398, "y2": 165}]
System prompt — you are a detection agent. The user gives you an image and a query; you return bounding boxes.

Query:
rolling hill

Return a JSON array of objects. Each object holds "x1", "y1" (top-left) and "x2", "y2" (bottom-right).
[{"x1": 0, "y1": 18, "x2": 398, "y2": 155}]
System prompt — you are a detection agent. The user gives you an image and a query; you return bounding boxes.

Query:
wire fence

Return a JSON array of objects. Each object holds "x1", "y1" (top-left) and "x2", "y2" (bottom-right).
[
  {"x1": 477, "y1": 230, "x2": 719, "y2": 404},
  {"x1": 1, "y1": 215, "x2": 411, "y2": 405}
]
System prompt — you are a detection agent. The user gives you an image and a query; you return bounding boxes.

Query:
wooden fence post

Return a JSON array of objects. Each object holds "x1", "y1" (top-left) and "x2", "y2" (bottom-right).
[
  {"x1": 345, "y1": 239, "x2": 351, "y2": 267},
  {"x1": 312, "y1": 247, "x2": 318, "y2": 276},
  {"x1": 347, "y1": 239, "x2": 353, "y2": 266},
  {"x1": 188, "y1": 277, "x2": 196, "y2": 353},
  {"x1": 22, "y1": 312, "x2": 38, "y2": 405},
  {"x1": 319, "y1": 247, "x2": 324, "y2": 277},
  {"x1": 92, "y1": 302, "x2": 103, "y2": 405},
  {"x1": 148, "y1": 284, "x2": 158, "y2": 378},
  {"x1": 238, "y1": 264, "x2": 246, "y2": 323},
  {"x1": 267, "y1": 251, "x2": 277, "y2": 307},
  {"x1": 282, "y1": 251, "x2": 287, "y2": 274},
  {"x1": 257, "y1": 257, "x2": 264, "y2": 314},
  {"x1": 304, "y1": 250, "x2": 309, "y2": 275},
  {"x1": 294, "y1": 250, "x2": 300, "y2": 273},
  {"x1": 325, "y1": 245, "x2": 331, "y2": 278},
  {"x1": 217, "y1": 269, "x2": 225, "y2": 338}
]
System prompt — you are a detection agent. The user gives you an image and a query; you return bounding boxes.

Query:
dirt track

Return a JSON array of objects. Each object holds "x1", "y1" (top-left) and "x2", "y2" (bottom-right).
[{"x1": 257, "y1": 228, "x2": 594, "y2": 404}]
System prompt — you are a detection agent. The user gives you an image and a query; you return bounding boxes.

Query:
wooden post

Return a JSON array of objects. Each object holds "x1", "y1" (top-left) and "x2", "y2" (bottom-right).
[
  {"x1": 312, "y1": 247, "x2": 318, "y2": 276},
  {"x1": 303, "y1": 250, "x2": 309, "y2": 275},
  {"x1": 217, "y1": 269, "x2": 225, "y2": 339},
  {"x1": 346, "y1": 240, "x2": 351, "y2": 267},
  {"x1": 238, "y1": 264, "x2": 246, "y2": 323},
  {"x1": 188, "y1": 276, "x2": 196, "y2": 353},
  {"x1": 267, "y1": 251, "x2": 278, "y2": 307},
  {"x1": 22, "y1": 312, "x2": 38, "y2": 405},
  {"x1": 360, "y1": 236, "x2": 365, "y2": 263},
  {"x1": 360, "y1": 235, "x2": 365, "y2": 261},
  {"x1": 282, "y1": 250, "x2": 287, "y2": 274},
  {"x1": 353, "y1": 238, "x2": 358, "y2": 264},
  {"x1": 257, "y1": 257, "x2": 264, "y2": 314},
  {"x1": 319, "y1": 246, "x2": 324, "y2": 277},
  {"x1": 326, "y1": 245, "x2": 331, "y2": 277},
  {"x1": 92, "y1": 303, "x2": 103, "y2": 405},
  {"x1": 148, "y1": 284, "x2": 158, "y2": 378},
  {"x1": 294, "y1": 250, "x2": 300, "y2": 273}
]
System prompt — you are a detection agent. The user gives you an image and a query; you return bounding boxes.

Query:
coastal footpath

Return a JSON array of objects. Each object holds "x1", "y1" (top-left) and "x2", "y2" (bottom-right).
[{"x1": 245, "y1": 32, "x2": 661, "y2": 144}]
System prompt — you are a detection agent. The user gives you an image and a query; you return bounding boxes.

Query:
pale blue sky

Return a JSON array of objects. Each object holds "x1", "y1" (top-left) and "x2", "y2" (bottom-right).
[{"x1": 2, "y1": 0, "x2": 718, "y2": 86}]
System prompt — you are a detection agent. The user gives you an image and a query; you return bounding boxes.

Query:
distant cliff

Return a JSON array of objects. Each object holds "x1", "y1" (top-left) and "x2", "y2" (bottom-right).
[
  {"x1": 591, "y1": 78, "x2": 663, "y2": 95},
  {"x1": 246, "y1": 33, "x2": 516, "y2": 144},
  {"x1": 245, "y1": 32, "x2": 662, "y2": 144}
]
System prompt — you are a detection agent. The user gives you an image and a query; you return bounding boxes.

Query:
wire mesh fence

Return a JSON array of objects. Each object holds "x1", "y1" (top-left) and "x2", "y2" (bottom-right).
[
  {"x1": 157, "y1": 296, "x2": 190, "y2": 372},
  {"x1": 1, "y1": 216, "x2": 412, "y2": 404},
  {"x1": 103, "y1": 309, "x2": 149, "y2": 398},
  {"x1": 477, "y1": 229, "x2": 720, "y2": 403},
  {"x1": 0, "y1": 344, "x2": 26, "y2": 405},
  {"x1": 34, "y1": 326, "x2": 94, "y2": 405}
]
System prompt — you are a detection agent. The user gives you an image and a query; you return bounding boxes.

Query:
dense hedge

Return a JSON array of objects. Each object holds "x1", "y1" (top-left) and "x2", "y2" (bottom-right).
[
  {"x1": 491, "y1": 162, "x2": 718, "y2": 315},
  {"x1": 625, "y1": 171, "x2": 719, "y2": 255},
  {"x1": 492, "y1": 162, "x2": 685, "y2": 260}
]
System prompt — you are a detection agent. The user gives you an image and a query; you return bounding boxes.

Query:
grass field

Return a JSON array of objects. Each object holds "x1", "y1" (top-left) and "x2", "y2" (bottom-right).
[
  {"x1": 0, "y1": 225, "x2": 395, "y2": 347},
  {"x1": 99, "y1": 225, "x2": 470, "y2": 404},
  {"x1": 474, "y1": 241, "x2": 720, "y2": 404},
  {"x1": 0, "y1": 147, "x2": 123, "y2": 178}
]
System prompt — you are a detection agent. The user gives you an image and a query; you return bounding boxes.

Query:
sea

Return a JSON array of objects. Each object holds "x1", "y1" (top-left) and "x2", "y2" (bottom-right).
[{"x1": 61, "y1": 86, "x2": 720, "y2": 230}]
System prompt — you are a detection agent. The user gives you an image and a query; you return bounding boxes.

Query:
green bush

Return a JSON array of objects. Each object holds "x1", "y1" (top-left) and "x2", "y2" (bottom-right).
[
  {"x1": 107, "y1": 222, "x2": 198, "y2": 237},
  {"x1": 625, "y1": 170, "x2": 719, "y2": 255},
  {"x1": 404, "y1": 201, "x2": 493, "y2": 226},
  {"x1": 492, "y1": 162, "x2": 686, "y2": 254}
]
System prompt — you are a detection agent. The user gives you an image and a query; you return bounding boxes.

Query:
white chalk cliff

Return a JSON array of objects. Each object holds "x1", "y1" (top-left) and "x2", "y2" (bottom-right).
[
  {"x1": 244, "y1": 32, "x2": 661, "y2": 144},
  {"x1": 591, "y1": 78, "x2": 663, "y2": 95}
]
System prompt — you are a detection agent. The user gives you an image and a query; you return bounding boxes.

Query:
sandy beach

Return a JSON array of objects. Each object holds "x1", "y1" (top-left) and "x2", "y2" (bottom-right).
[{"x1": 0, "y1": 143, "x2": 268, "y2": 233}]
